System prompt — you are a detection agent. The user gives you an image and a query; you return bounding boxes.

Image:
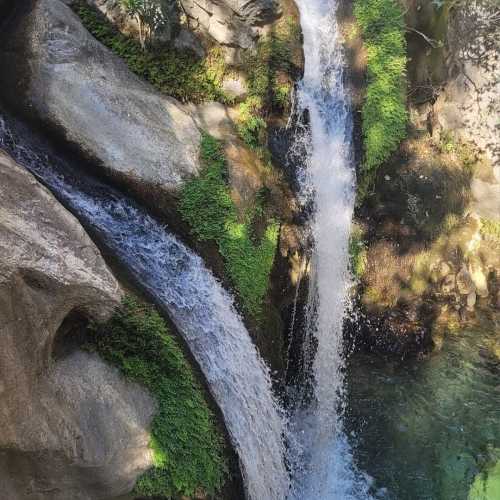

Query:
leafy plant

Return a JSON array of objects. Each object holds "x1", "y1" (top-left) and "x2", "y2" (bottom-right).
[
  {"x1": 237, "y1": 97, "x2": 267, "y2": 148},
  {"x1": 354, "y1": 0, "x2": 408, "y2": 172},
  {"x1": 349, "y1": 223, "x2": 368, "y2": 279},
  {"x1": 179, "y1": 134, "x2": 279, "y2": 319},
  {"x1": 86, "y1": 296, "x2": 228, "y2": 498},
  {"x1": 119, "y1": 0, "x2": 175, "y2": 49},
  {"x1": 480, "y1": 218, "x2": 500, "y2": 242},
  {"x1": 74, "y1": 2, "x2": 228, "y2": 103}
]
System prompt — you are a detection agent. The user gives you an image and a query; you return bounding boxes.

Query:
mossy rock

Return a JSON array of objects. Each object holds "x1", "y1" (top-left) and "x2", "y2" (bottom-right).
[
  {"x1": 179, "y1": 134, "x2": 279, "y2": 321},
  {"x1": 87, "y1": 296, "x2": 228, "y2": 498}
]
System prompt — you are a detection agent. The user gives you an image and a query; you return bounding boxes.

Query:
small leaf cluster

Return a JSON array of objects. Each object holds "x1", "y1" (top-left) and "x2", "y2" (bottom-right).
[
  {"x1": 179, "y1": 134, "x2": 279, "y2": 320},
  {"x1": 349, "y1": 223, "x2": 368, "y2": 279},
  {"x1": 237, "y1": 97, "x2": 267, "y2": 149},
  {"x1": 86, "y1": 296, "x2": 228, "y2": 498},
  {"x1": 354, "y1": 0, "x2": 408, "y2": 171},
  {"x1": 119, "y1": 0, "x2": 174, "y2": 48},
  {"x1": 480, "y1": 218, "x2": 500, "y2": 242},
  {"x1": 74, "y1": 2, "x2": 228, "y2": 103}
]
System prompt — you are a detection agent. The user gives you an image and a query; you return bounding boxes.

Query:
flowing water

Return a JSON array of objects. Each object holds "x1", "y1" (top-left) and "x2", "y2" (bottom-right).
[
  {"x1": 286, "y1": 0, "x2": 373, "y2": 498},
  {"x1": 3, "y1": 1, "x2": 497, "y2": 497},
  {"x1": 0, "y1": 113, "x2": 290, "y2": 500}
]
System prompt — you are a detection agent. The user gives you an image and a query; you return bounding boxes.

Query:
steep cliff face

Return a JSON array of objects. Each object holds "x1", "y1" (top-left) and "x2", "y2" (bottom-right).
[
  {"x1": 347, "y1": 0, "x2": 500, "y2": 355},
  {"x1": 0, "y1": 150, "x2": 156, "y2": 499}
]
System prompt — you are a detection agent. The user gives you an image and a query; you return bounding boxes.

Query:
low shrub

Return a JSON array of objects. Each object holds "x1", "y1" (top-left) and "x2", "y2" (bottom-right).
[
  {"x1": 237, "y1": 97, "x2": 267, "y2": 149},
  {"x1": 179, "y1": 134, "x2": 279, "y2": 319},
  {"x1": 74, "y1": 2, "x2": 228, "y2": 103},
  {"x1": 86, "y1": 296, "x2": 228, "y2": 498},
  {"x1": 480, "y1": 218, "x2": 500, "y2": 242},
  {"x1": 349, "y1": 223, "x2": 368, "y2": 279},
  {"x1": 354, "y1": 0, "x2": 408, "y2": 172}
]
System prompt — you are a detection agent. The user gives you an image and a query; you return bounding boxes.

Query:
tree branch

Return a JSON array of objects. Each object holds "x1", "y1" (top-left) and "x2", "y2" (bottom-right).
[{"x1": 406, "y1": 27, "x2": 440, "y2": 48}]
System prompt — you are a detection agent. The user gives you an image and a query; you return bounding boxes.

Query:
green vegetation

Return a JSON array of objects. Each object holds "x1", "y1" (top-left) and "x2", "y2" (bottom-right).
[
  {"x1": 349, "y1": 223, "x2": 368, "y2": 279},
  {"x1": 439, "y1": 131, "x2": 478, "y2": 174},
  {"x1": 119, "y1": 0, "x2": 177, "y2": 49},
  {"x1": 86, "y1": 296, "x2": 227, "y2": 498},
  {"x1": 237, "y1": 97, "x2": 268, "y2": 149},
  {"x1": 469, "y1": 460, "x2": 500, "y2": 500},
  {"x1": 354, "y1": 0, "x2": 408, "y2": 172},
  {"x1": 480, "y1": 218, "x2": 500, "y2": 242},
  {"x1": 237, "y1": 15, "x2": 301, "y2": 147},
  {"x1": 74, "y1": 2, "x2": 227, "y2": 103},
  {"x1": 180, "y1": 134, "x2": 279, "y2": 319}
]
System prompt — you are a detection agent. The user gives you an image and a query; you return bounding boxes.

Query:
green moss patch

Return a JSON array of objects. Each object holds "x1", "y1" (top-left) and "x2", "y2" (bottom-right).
[
  {"x1": 86, "y1": 296, "x2": 227, "y2": 498},
  {"x1": 469, "y1": 460, "x2": 500, "y2": 500},
  {"x1": 73, "y1": 2, "x2": 228, "y2": 103},
  {"x1": 179, "y1": 134, "x2": 279, "y2": 320},
  {"x1": 354, "y1": 0, "x2": 408, "y2": 172}
]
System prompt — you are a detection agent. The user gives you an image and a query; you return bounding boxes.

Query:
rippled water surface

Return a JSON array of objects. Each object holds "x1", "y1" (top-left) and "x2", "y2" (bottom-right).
[{"x1": 346, "y1": 320, "x2": 500, "y2": 499}]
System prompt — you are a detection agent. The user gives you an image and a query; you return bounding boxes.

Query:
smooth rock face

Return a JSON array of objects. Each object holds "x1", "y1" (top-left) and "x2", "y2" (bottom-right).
[
  {"x1": 0, "y1": 151, "x2": 155, "y2": 499},
  {"x1": 222, "y1": 75, "x2": 248, "y2": 101},
  {"x1": 183, "y1": 0, "x2": 280, "y2": 48},
  {"x1": 0, "y1": 0, "x2": 201, "y2": 212},
  {"x1": 225, "y1": 0, "x2": 280, "y2": 23}
]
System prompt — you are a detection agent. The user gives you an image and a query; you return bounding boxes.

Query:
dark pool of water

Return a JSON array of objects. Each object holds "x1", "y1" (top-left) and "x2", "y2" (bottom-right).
[{"x1": 346, "y1": 317, "x2": 500, "y2": 500}]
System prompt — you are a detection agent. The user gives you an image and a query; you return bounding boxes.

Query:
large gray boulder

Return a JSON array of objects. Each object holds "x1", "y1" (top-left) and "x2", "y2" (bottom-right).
[
  {"x1": 0, "y1": 150, "x2": 155, "y2": 500},
  {"x1": 78, "y1": 0, "x2": 178, "y2": 44},
  {"x1": 183, "y1": 0, "x2": 281, "y2": 48},
  {"x1": 0, "y1": 0, "x2": 201, "y2": 217}
]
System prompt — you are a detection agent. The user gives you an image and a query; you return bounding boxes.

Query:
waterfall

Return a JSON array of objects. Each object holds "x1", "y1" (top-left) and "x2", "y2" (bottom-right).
[
  {"x1": 287, "y1": 0, "x2": 374, "y2": 498},
  {"x1": 0, "y1": 114, "x2": 290, "y2": 500}
]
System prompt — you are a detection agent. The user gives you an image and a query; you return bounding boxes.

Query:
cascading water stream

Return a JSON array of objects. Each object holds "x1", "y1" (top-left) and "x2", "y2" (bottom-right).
[
  {"x1": 1, "y1": 2, "x2": 378, "y2": 497},
  {"x1": 287, "y1": 0, "x2": 374, "y2": 498},
  {"x1": 0, "y1": 113, "x2": 290, "y2": 500}
]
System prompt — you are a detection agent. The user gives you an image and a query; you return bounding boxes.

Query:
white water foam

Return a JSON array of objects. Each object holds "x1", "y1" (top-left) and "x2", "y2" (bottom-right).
[
  {"x1": 287, "y1": 1, "x2": 374, "y2": 498},
  {"x1": 0, "y1": 115, "x2": 290, "y2": 500}
]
